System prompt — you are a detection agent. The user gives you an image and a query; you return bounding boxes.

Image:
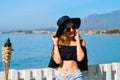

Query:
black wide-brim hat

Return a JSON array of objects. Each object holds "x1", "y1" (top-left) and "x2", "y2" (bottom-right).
[{"x1": 56, "y1": 15, "x2": 81, "y2": 37}]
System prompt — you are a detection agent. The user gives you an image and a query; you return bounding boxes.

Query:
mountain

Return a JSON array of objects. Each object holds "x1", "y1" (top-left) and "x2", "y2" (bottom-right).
[
  {"x1": 28, "y1": 9, "x2": 120, "y2": 31},
  {"x1": 81, "y1": 10, "x2": 120, "y2": 30}
]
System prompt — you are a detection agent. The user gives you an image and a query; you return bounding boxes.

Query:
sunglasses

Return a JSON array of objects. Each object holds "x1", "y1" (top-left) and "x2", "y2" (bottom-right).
[{"x1": 66, "y1": 26, "x2": 76, "y2": 32}]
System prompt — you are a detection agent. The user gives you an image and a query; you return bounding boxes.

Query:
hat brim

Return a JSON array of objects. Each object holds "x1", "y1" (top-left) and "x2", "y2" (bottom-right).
[{"x1": 56, "y1": 18, "x2": 81, "y2": 37}]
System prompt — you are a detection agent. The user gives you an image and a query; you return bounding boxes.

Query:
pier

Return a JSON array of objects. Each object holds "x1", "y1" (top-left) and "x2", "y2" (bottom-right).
[{"x1": 0, "y1": 63, "x2": 120, "y2": 80}]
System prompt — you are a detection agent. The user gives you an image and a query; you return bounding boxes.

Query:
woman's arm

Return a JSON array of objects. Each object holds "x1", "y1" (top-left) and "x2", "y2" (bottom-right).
[
  {"x1": 51, "y1": 35, "x2": 62, "y2": 64},
  {"x1": 52, "y1": 45, "x2": 62, "y2": 64},
  {"x1": 75, "y1": 30, "x2": 85, "y2": 62}
]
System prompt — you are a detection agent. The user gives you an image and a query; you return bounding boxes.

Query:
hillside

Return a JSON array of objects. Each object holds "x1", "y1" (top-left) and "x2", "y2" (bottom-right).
[{"x1": 81, "y1": 10, "x2": 120, "y2": 30}]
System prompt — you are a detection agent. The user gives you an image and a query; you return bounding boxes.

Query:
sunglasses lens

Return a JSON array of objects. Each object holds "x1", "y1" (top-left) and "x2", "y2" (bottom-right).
[{"x1": 66, "y1": 28, "x2": 71, "y2": 32}]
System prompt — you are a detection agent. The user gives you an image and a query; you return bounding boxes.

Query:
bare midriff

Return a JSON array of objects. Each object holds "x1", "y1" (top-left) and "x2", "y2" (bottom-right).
[{"x1": 57, "y1": 60, "x2": 78, "y2": 76}]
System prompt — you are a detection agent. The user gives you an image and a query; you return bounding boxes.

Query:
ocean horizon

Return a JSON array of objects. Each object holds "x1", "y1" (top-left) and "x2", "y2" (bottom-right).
[{"x1": 0, "y1": 34, "x2": 120, "y2": 71}]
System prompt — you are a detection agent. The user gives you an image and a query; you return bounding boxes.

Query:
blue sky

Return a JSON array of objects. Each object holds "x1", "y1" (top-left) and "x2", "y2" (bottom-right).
[{"x1": 0, "y1": 0, "x2": 120, "y2": 31}]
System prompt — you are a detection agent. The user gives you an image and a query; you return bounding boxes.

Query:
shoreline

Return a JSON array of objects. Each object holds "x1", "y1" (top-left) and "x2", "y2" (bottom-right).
[{"x1": 0, "y1": 28, "x2": 120, "y2": 35}]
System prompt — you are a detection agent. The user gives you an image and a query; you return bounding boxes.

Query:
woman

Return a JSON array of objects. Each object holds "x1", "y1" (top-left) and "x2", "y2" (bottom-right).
[{"x1": 48, "y1": 15, "x2": 87, "y2": 80}]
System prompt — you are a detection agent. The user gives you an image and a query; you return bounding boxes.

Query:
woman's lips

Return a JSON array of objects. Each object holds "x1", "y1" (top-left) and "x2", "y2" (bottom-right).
[{"x1": 70, "y1": 31, "x2": 75, "y2": 35}]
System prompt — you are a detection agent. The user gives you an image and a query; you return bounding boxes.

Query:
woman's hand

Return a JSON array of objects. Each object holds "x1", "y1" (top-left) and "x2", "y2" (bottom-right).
[
  {"x1": 52, "y1": 34, "x2": 58, "y2": 45},
  {"x1": 75, "y1": 29, "x2": 80, "y2": 41}
]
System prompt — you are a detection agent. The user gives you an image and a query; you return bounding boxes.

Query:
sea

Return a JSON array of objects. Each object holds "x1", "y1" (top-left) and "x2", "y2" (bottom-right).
[{"x1": 0, "y1": 34, "x2": 120, "y2": 71}]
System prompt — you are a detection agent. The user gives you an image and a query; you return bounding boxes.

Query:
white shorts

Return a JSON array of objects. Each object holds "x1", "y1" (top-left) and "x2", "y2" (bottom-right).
[{"x1": 54, "y1": 69, "x2": 83, "y2": 80}]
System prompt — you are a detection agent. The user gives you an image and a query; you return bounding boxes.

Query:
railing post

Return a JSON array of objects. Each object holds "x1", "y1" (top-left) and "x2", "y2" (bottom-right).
[
  {"x1": 9, "y1": 69, "x2": 18, "y2": 80},
  {"x1": 97, "y1": 65, "x2": 103, "y2": 80},
  {"x1": 112, "y1": 63, "x2": 120, "y2": 80},
  {"x1": 23, "y1": 70, "x2": 31, "y2": 80},
  {"x1": 44, "y1": 68, "x2": 54, "y2": 80},
  {"x1": 104, "y1": 64, "x2": 112, "y2": 80},
  {"x1": 34, "y1": 69, "x2": 42, "y2": 80},
  {"x1": 0, "y1": 72, "x2": 4, "y2": 79}
]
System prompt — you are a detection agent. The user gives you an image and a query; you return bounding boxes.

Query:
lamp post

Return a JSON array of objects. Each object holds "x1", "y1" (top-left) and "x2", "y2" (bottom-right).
[{"x1": 2, "y1": 38, "x2": 13, "y2": 80}]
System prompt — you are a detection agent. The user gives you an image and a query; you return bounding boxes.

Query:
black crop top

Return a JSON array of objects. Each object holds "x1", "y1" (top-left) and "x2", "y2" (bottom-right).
[
  {"x1": 59, "y1": 46, "x2": 77, "y2": 60},
  {"x1": 48, "y1": 40, "x2": 88, "y2": 71}
]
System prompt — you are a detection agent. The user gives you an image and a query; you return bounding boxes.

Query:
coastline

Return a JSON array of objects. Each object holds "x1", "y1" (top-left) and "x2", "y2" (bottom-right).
[{"x1": 0, "y1": 28, "x2": 120, "y2": 35}]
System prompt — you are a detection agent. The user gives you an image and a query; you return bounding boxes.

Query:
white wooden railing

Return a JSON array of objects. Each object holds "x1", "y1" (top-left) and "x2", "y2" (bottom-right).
[{"x1": 0, "y1": 63, "x2": 120, "y2": 80}]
